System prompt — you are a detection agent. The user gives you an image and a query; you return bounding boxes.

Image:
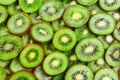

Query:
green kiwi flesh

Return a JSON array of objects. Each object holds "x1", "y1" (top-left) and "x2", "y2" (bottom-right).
[
  {"x1": 0, "y1": 66, "x2": 6, "y2": 80},
  {"x1": 0, "y1": 60, "x2": 10, "y2": 68},
  {"x1": 0, "y1": 0, "x2": 16, "y2": 5},
  {"x1": 77, "y1": 0, "x2": 97, "y2": 6}
]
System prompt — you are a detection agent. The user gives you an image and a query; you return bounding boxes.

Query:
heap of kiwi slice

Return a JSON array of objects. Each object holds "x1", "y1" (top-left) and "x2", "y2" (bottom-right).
[{"x1": 0, "y1": 0, "x2": 120, "y2": 79}]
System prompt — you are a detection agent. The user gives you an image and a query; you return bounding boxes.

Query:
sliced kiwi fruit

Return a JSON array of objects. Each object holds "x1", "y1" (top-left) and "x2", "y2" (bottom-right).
[
  {"x1": 0, "y1": 0, "x2": 16, "y2": 5},
  {"x1": 39, "y1": 0, "x2": 64, "y2": 21},
  {"x1": 105, "y1": 42, "x2": 120, "y2": 67},
  {"x1": 52, "y1": 73, "x2": 64, "y2": 80},
  {"x1": 63, "y1": 5, "x2": 90, "y2": 28},
  {"x1": 7, "y1": 12, "x2": 31, "y2": 36},
  {"x1": 0, "y1": 24, "x2": 10, "y2": 37},
  {"x1": 98, "y1": 34, "x2": 116, "y2": 49},
  {"x1": 30, "y1": 22, "x2": 53, "y2": 43},
  {"x1": 99, "y1": 0, "x2": 120, "y2": 11},
  {"x1": 75, "y1": 37, "x2": 104, "y2": 62},
  {"x1": 88, "y1": 57, "x2": 109, "y2": 72},
  {"x1": 108, "y1": 10, "x2": 120, "y2": 21},
  {"x1": 0, "y1": 6, "x2": 8, "y2": 24},
  {"x1": 113, "y1": 66, "x2": 120, "y2": 73},
  {"x1": 20, "y1": 43, "x2": 44, "y2": 68},
  {"x1": 43, "y1": 52, "x2": 68, "y2": 75},
  {"x1": 18, "y1": 0, "x2": 43, "y2": 13},
  {"x1": 9, "y1": 71, "x2": 36, "y2": 80},
  {"x1": 65, "y1": 64, "x2": 93, "y2": 80},
  {"x1": 7, "y1": 1, "x2": 23, "y2": 15},
  {"x1": 94, "y1": 68, "x2": 118, "y2": 80},
  {"x1": 34, "y1": 65, "x2": 52, "y2": 80},
  {"x1": 0, "y1": 60, "x2": 10, "y2": 68},
  {"x1": 89, "y1": 13, "x2": 115, "y2": 35},
  {"x1": 53, "y1": 28, "x2": 77, "y2": 51},
  {"x1": 0, "y1": 35, "x2": 23, "y2": 60},
  {"x1": 77, "y1": 0, "x2": 97, "y2": 6},
  {"x1": 75, "y1": 25, "x2": 95, "y2": 41},
  {"x1": 0, "y1": 66, "x2": 6, "y2": 80},
  {"x1": 113, "y1": 21, "x2": 120, "y2": 41}
]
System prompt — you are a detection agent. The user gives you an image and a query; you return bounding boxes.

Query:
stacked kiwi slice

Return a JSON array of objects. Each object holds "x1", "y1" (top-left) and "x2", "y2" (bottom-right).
[{"x1": 0, "y1": 0, "x2": 120, "y2": 80}]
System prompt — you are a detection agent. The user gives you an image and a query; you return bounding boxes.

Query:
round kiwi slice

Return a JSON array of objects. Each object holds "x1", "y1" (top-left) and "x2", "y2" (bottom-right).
[
  {"x1": 108, "y1": 10, "x2": 120, "y2": 21},
  {"x1": 63, "y1": 5, "x2": 90, "y2": 28},
  {"x1": 34, "y1": 65, "x2": 52, "y2": 80},
  {"x1": 113, "y1": 21, "x2": 120, "y2": 41},
  {"x1": 43, "y1": 52, "x2": 68, "y2": 75},
  {"x1": 7, "y1": 12, "x2": 31, "y2": 36},
  {"x1": 53, "y1": 28, "x2": 77, "y2": 51},
  {"x1": 94, "y1": 68, "x2": 118, "y2": 80},
  {"x1": 18, "y1": 0, "x2": 43, "y2": 13},
  {"x1": 65, "y1": 64, "x2": 93, "y2": 80},
  {"x1": 99, "y1": 0, "x2": 120, "y2": 11},
  {"x1": 7, "y1": 1, "x2": 23, "y2": 15},
  {"x1": 0, "y1": 66, "x2": 6, "y2": 80},
  {"x1": 0, "y1": 35, "x2": 23, "y2": 60},
  {"x1": 39, "y1": 0, "x2": 64, "y2": 21},
  {"x1": 20, "y1": 43, "x2": 44, "y2": 68},
  {"x1": 9, "y1": 71, "x2": 36, "y2": 80},
  {"x1": 30, "y1": 22, "x2": 53, "y2": 43},
  {"x1": 105, "y1": 42, "x2": 120, "y2": 67},
  {"x1": 89, "y1": 13, "x2": 115, "y2": 35},
  {"x1": 77, "y1": 0, "x2": 97, "y2": 6},
  {"x1": 0, "y1": 60, "x2": 10, "y2": 68},
  {"x1": 0, "y1": 0, "x2": 16, "y2": 5},
  {"x1": 75, "y1": 37, "x2": 104, "y2": 62},
  {"x1": 0, "y1": 6, "x2": 8, "y2": 24}
]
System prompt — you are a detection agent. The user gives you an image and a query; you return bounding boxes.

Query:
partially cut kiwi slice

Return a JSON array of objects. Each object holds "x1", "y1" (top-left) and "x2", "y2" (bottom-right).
[
  {"x1": 75, "y1": 37, "x2": 104, "y2": 62},
  {"x1": 7, "y1": 12, "x2": 31, "y2": 36},
  {"x1": 77, "y1": 0, "x2": 97, "y2": 6},
  {"x1": 89, "y1": 13, "x2": 115, "y2": 35},
  {"x1": 63, "y1": 5, "x2": 90, "y2": 28},
  {"x1": 30, "y1": 22, "x2": 53, "y2": 43},
  {"x1": 52, "y1": 28, "x2": 77, "y2": 51},
  {"x1": 0, "y1": 6, "x2": 8, "y2": 24},
  {"x1": 0, "y1": 0, "x2": 16, "y2": 5},
  {"x1": 43, "y1": 52, "x2": 68, "y2": 75},
  {"x1": 94, "y1": 68, "x2": 118, "y2": 80},
  {"x1": 0, "y1": 60, "x2": 10, "y2": 68},
  {"x1": 0, "y1": 24, "x2": 10, "y2": 37},
  {"x1": 0, "y1": 35, "x2": 23, "y2": 60},
  {"x1": 99, "y1": 0, "x2": 120, "y2": 11},
  {"x1": 108, "y1": 10, "x2": 120, "y2": 21},
  {"x1": 0, "y1": 66, "x2": 6, "y2": 80},
  {"x1": 19, "y1": 0, "x2": 43, "y2": 13},
  {"x1": 113, "y1": 21, "x2": 120, "y2": 41},
  {"x1": 20, "y1": 43, "x2": 44, "y2": 68},
  {"x1": 39, "y1": 0, "x2": 64, "y2": 21},
  {"x1": 9, "y1": 71, "x2": 36, "y2": 80},
  {"x1": 105, "y1": 42, "x2": 120, "y2": 67},
  {"x1": 65, "y1": 64, "x2": 93, "y2": 80}
]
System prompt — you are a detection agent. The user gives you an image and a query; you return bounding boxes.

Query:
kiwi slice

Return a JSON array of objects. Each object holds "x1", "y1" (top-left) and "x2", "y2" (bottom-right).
[
  {"x1": 75, "y1": 25, "x2": 95, "y2": 41},
  {"x1": 34, "y1": 65, "x2": 52, "y2": 80},
  {"x1": 7, "y1": 12, "x2": 31, "y2": 35},
  {"x1": 65, "y1": 64, "x2": 93, "y2": 80},
  {"x1": 52, "y1": 73, "x2": 64, "y2": 80},
  {"x1": 109, "y1": 10, "x2": 120, "y2": 21},
  {"x1": 7, "y1": 1, "x2": 23, "y2": 15},
  {"x1": 0, "y1": 0, "x2": 16, "y2": 5},
  {"x1": 75, "y1": 37, "x2": 104, "y2": 62},
  {"x1": 63, "y1": 5, "x2": 90, "y2": 28},
  {"x1": 0, "y1": 66, "x2": 6, "y2": 80},
  {"x1": 77, "y1": 0, "x2": 97, "y2": 6},
  {"x1": 113, "y1": 21, "x2": 120, "y2": 41},
  {"x1": 0, "y1": 60, "x2": 10, "y2": 68},
  {"x1": 0, "y1": 24, "x2": 10, "y2": 37},
  {"x1": 30, "y1": 22, "x2": 53, "y2": 43},
  {"x1": 89, "y1": 13, "x2": 115, "y2": 35},
  {"x1": 9, "y1": 71, "x2": 36, "y2": 80},
  {"x1": 53, "y1": 28, "x2": 77, "y2": 51},
  {"x1": 0, "y1": 6, "x2": 8, "y2": 24},
  {"x1": 105, "y1": 42, "x2": 120, "y2": 67},
  {"x1": 0, "y1": 35, "x2": 23, "y2": 60},
  {"x1": 39, "y1": 0, "x2": 64, "y2": 21},
  {"x1": 18, "y1": 0, "x2": 42, "y2": 13},
  {"x1": 94, "y1": 68, "x2": 118, "y2": 80},
  {"x1": 99, "y1": 0, "x2": 120, "y2": 11},
  {"x1": 113, "y1": 66, "x2": 120, "y2": 73},
  {"x1": 87, "y1": 57, "x2": 109, "y2": 72},
  {"x1": 98, "y1": 34, "x2": 116, "y2": 49},
  {"x1": 43, "y1": 52, "x2": 68, "y2": 75},
  {"x1": 20, "y1": 43, "x2": 44, "y2": 68}
]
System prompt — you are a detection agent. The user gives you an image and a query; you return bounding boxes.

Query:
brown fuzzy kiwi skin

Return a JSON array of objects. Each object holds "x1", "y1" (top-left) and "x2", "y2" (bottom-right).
[
  {"x1": 7, "y1": 12, "x2": 32, "y2": 36},
  {"x1": 19, "y1": 43, "x2": 45, "y2": 68},
  {"x1": 29, "y1": 22, "x2": 53, "y2": 43}
]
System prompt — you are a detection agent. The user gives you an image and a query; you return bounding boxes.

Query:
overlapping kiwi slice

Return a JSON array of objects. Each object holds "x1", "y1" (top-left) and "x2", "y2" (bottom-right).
[
  {"x1": 0, "y1": 35, "x2": 23, "y2": 60},
  {"x1": 0, "y1": 60, "x2": 10, "y2": 68},
  {"x1": 0, "y1": 24, "x2": 10, "y2": 37},
  {"x1": 0, "y1": 0, "x2": 16, "y2": 5},
  {"x1": 43, "y1": 52, "x2": 68, "y2": 75},
  {"x1": 77, "y1": 0, "x2": 97, "y2": 6},
  {"x1": 0, "y1": 66, "x2": 6, "y2": 80}
]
